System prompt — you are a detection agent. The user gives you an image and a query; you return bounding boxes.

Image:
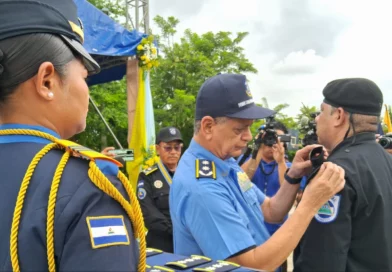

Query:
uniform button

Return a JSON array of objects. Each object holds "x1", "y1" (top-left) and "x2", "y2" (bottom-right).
[{"x1": 345, "y1": 149, "x2": 350, "y2": 153}]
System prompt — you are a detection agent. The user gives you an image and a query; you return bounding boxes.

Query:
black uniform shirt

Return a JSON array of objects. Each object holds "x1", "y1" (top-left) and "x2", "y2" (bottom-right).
[
  {"x1": 137, "y1": 162, "x2": 173, "y2": 252},
  {"x1": 294, "y1": 133, "x2": 392, "y2": 271}
]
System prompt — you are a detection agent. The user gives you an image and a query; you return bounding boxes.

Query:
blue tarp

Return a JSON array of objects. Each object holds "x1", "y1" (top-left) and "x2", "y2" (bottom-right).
[{"x1": 74, "y1": 0, "x2": 145, "y2": 85}]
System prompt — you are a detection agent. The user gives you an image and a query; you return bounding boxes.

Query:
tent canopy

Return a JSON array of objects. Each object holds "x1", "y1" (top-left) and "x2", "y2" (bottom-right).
[{"x1": 74, "y1": 0, "x2": 145, "y2": 85}]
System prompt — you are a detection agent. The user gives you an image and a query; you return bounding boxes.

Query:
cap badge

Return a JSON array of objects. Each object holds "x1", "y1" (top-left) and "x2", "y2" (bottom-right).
[
  {"x1": 245, "y1": 83, "x2": 252, "y2": 98},
  {"x1": 169, "y1": 128, "x2": 176, "y2": 135}
]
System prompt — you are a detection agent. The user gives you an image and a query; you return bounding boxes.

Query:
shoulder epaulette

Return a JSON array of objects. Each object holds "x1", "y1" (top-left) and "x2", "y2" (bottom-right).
[
  {"x1": 56, "y1": 139, "x2": 122, "y2": 167},
  {"x1": 195, "y1": 159, "x2": 216, "y2": 179},
  {"x1": 143, "y1": 164, "x2": 158, "y2": 175}
]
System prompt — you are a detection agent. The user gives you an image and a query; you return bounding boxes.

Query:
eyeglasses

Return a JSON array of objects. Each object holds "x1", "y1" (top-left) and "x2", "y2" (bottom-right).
[{"x1": 161, "y1": 145, "x2": 182, "y2": 152}]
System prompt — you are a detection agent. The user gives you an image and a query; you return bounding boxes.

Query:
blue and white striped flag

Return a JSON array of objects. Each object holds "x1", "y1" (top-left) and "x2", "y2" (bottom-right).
[{"x1": 87, "y1": 216, "x2": 129, "y2": 248}]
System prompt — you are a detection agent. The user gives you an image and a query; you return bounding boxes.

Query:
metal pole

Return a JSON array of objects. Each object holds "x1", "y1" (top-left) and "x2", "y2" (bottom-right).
[
  {"x1": 89, "y1": 96, "x2": 124, "y2": 149},
  {"x1": 135, "y1": 0, "x2": 139, "y2": 31},
  {"x1": 125, "y1": 0, "x2": 129, "y2": 29},
  {"x1": 143, "y1": 0, "x2": 150, "y2": 34}
]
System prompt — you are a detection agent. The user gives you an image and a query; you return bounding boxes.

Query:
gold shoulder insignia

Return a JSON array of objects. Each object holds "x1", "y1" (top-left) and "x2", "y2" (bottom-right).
[
  {"x1": 195, "y1": 159, "x2": 216, "y2": 179},
  {"x1": 143, "y1": 164, "x2": 158, "y2": 175},
  {"x1": 56, "y1": 139, "x2": 122, "y2": 167}
]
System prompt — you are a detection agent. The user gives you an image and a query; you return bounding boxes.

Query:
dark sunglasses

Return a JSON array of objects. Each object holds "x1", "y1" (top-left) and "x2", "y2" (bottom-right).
[{"x1": 162, "y1": 145, "x2": 182, "y2": 152}]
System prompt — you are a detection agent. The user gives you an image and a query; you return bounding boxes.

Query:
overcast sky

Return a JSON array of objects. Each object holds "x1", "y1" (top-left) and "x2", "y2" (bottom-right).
[{"x1": 149, "y1": 0, "x2": 392, "y2": 117}]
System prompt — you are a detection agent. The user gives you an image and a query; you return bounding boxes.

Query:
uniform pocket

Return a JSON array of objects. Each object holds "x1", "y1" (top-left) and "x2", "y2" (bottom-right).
[{"x1": 154, "y1": 192, "x2": 169, "y2": 210}]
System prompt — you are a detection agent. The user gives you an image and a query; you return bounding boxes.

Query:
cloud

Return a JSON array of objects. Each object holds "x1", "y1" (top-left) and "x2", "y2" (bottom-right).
[
  {"x1": 150, "y1": 0, "x2": 206, "y2": 18},
  {"x1": 149, "y1": 0, "x2": 392, "y2": 118},
  {"x1": 271, "y1": 49, "x2": 325, "y2": 75},
  {"x1": 257, "y1": 0, "x2": 349, "y2": 59}
]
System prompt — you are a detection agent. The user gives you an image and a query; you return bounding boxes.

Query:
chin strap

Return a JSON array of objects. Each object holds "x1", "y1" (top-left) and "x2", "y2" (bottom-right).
[{"x1": 0, "y1": 129, "x2": 146, "y2": 272}]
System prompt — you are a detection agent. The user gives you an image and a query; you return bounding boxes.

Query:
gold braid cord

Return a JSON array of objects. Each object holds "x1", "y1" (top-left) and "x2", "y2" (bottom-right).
[{"x1": 0, "y1": 129, "x2": 146, "y2": 272}]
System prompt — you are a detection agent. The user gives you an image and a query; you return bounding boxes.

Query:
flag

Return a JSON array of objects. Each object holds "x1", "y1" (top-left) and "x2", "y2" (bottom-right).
[
  {"x1": 86, "y1": 216, "x2": 129, "y2": 248},
  {"x1": 127, "y1": 69, "x2": 156, "y2": 190},
  {"x1": 383, "y1": 104, "x2": 392, "y2": 133}
]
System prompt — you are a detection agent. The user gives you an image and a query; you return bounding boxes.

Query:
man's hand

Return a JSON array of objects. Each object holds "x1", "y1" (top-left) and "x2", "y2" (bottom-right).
[
  {"x1": 287, "y1": 145, "x2": 328, "y2": 179},
  {"x1": 272, "y1": 138, "x2": 285, "y2": 164},
  {"x1": 101, "y1": 146, "x2": 116, "y2": 158},
  {"x1": 300, "y1": 162, "x2": 345, "y2": 212}
]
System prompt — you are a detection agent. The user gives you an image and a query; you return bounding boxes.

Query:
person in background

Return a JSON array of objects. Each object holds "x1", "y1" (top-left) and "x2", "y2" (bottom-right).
[{"x1": 137, "y1": 127, "x2": 183, "y2": 252}]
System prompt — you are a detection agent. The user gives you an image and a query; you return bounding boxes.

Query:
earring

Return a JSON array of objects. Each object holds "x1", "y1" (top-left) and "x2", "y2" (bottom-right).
[{"x1": 47, "y1": 92, "x2": 54, "y2": 99}]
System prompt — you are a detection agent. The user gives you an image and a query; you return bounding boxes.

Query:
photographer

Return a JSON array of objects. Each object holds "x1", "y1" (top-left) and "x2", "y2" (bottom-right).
[{"x1": 240, "y1": 122, "x2": 292, "y2": 272}]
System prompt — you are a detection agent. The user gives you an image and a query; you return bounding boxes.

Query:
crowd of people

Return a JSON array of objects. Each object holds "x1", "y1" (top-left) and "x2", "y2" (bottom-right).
[{"x1": 1, "y1": 0, "x2": 392, "y2": 271}]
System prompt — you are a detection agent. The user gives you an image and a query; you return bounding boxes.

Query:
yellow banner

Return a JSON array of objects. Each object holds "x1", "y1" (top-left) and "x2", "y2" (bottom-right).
[
  {"x1": 384, "y1": 104, "x2": 392, "y2": 133},
  {"x1": 127, "y1": 69, "x2": 147, "y2": 191}
]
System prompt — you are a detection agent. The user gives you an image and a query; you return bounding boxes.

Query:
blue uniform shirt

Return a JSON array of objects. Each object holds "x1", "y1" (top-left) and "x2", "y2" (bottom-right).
[
  {"x1": 251, "y1": 160, "x2": 291, "y2": 235},
  {"x1": 0, "y1": 124, "x2": 139, "y2": 271},
  {"x1": 170, "y1": 140, "x2": 270, "y2": 260}
]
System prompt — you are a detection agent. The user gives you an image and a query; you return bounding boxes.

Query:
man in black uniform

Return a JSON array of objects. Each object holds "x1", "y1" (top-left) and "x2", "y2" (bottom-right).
[
  {"x1": 294, "y1": 78, "x2": 392, "y2": 271},
  {"x1": 137, "y1": 127, "x2": 183, "y2": 252}
]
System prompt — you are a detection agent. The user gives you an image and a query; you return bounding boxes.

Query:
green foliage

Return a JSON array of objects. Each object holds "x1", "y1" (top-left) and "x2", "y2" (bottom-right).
[
  {"x1": 250, "y1": 98, "x2": 297, "y2": 136},
  {"x1": 287, "y1": 150, "x2": 297, "y2": 162},
  {"x1": 151, "y1": 16, "x2": 258, "y2": 145},
  {"x1": 296, "y1": 103, "x2": 319, "y2": 137},
  {"x1": 87, "y1": 0, "x2": 125, "y2": 22},
  {"x1": 73, "y1": 79, "x2": 129, "y2": 151},
  {"x1": 155, "y1": 90, "x2": 196, "y2": 148}
]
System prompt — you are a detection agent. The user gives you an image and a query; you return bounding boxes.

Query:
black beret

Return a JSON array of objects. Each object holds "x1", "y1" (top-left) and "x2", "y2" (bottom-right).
[{"x1": 323, "y1": 78, "x2": 383, "y2": 116}]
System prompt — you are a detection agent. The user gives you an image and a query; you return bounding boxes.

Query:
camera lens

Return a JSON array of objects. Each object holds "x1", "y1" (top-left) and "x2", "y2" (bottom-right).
[{"x1": 379, "y1": 137, "x2": 392, "y2": 149}]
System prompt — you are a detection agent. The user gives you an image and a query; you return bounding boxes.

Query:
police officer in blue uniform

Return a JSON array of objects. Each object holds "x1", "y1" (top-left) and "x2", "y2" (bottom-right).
[
  {"x1": 294, "y1": 78, "x2": 392, "y2": 271},
  {"x1": 0, "y1": 1, "x2": 143, "y2": 271},
  {"x1": 137, "y1": 127, "x2": 183, "y2": 253},
  {"x1": 170, "y1": 73, "x2": 346, "y2": 271}
]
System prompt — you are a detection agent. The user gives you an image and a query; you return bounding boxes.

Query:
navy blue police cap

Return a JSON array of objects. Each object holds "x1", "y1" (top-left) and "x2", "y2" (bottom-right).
[
  {"x1": 156, "y1": 127, "x2": 183, "y2": 144},
  {"x1": 323, "y1": 78, "x2": 383, "y2": 116},
  {"x1": 0, "y1": 0, "x2": 100, "y2": 75},
  {"x1": 195, "y1": 73, "x2": 275, "y2": 120}
]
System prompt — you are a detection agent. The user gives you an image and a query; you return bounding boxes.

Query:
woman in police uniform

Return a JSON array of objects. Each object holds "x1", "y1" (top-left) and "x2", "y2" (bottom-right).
[{"x1": 0, "y1": 0, "x2": 144, "y2": 271}]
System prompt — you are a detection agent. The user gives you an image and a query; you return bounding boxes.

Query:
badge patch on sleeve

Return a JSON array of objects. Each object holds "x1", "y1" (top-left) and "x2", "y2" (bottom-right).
[
  {"x1": 86, "y1": 216, "x2": 130, "y2": 249},
  {"x1": 315, "y1": 195, "x2": 341, "y2": 223},
  {"x1": 138, "y1": 188, "x2": 147, "y2": 200}
]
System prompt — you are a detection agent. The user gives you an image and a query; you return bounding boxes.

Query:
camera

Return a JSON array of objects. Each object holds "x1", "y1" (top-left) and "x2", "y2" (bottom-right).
[
  {"x1": 108, "y1": 149, "x2": 135, "y2": 162},
  {"x1": 379, "y1": 133, "x2": 392, "y2": 149},
  {"x1": 256, "y1": 116, "x2": 291, "y2": 147},
  {"x1": 300, "y1": 112, "x2": 318, "y2": 146}
]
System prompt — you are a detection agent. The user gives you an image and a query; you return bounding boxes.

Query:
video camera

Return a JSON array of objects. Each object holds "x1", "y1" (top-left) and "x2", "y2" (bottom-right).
[
  {"x1": 300, "y1": 112, "x2": 318, "y2": 146},
  {"x1": 379, "y1": 133, "x2": 392, "y2": 149},
  {"x1": 255, "y1": 116, "x2": 291, "y2": 147}
]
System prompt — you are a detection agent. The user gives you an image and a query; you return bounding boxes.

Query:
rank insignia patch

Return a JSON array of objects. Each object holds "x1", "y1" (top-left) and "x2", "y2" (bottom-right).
[{"x1": 195, "y1": 159, "x2": 216, "y2": 179}]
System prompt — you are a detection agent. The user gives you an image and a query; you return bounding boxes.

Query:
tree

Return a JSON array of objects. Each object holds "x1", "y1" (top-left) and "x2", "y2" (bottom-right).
[
  {"x1": 250, "y1": 97, "x2": 297, "y2": 135},
  {"x1": 72, "y1": 80, "x2": 129, "y2": 151},
  {"x1": 151, "y1": 16, "x2": 258, "y2": 145},
  {"x1": 87, "y1": 0, "x2": 125, "y2": 23},
  {"x1": 296, "y1": 103, "x2": 318, "y2": 136}
]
